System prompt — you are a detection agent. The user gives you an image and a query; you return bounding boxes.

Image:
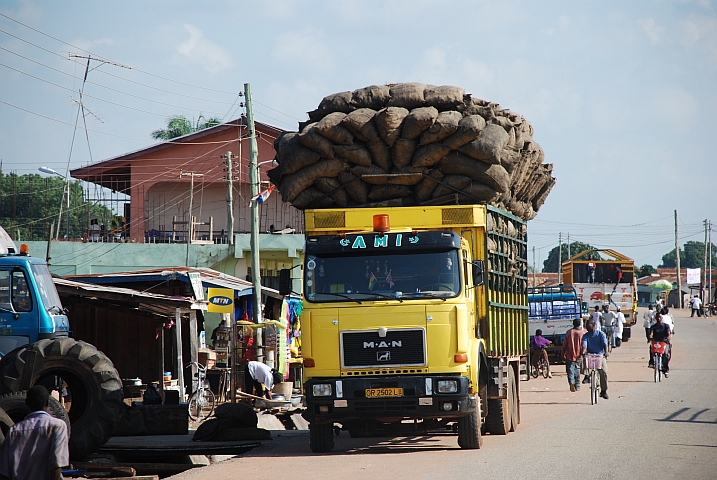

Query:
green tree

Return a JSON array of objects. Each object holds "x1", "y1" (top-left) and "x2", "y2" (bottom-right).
[
  {"x1": 542, "y1": 241, "x2": 600, "y2": 273},
  {"x1": 638, "y1": 264, "x2": 656, "y2": 277},
  {"x1": 151, "y1": 115, "x2": 222, "y2": 140},
  {"x1": 0, "y1": 172, "x2": 115, "y2": 241},
  {"x1": 659, "y1": 241, "x2": 717, "y2": 269}
]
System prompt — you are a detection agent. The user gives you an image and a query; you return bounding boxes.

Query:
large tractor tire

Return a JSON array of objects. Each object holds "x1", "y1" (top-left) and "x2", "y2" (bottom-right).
[
  {"x1": 0, "y1": 407, "x2": 13, "y2": 445},
  {"x1": 0, "y1": 338, "x2": 123, "y2": 460},
  {"x1": 0, "y1": 390, "x2": 71, "y2": 436}
]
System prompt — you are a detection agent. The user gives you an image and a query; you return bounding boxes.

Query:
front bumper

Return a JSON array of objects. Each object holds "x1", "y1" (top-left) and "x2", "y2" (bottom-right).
[{"x1": 303, "y1": 375, "x2": 473, "y2": 424}]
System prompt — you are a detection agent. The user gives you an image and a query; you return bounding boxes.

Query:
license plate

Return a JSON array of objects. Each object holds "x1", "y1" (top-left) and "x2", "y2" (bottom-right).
[{"x1": 365, "y1": 388, "x2": 403, "y2": 398}]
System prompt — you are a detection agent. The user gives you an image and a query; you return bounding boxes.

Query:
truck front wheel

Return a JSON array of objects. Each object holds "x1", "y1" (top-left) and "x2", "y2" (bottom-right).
[
  {"x1": 457, "y1": 400, "x2": 483, "y2": 449},
  {"x1": 0, "y1": 338, "x2": 123, "y2": 460},
  {"x1": 309, "y1": 422, "x2": 335, "y2": 453}
]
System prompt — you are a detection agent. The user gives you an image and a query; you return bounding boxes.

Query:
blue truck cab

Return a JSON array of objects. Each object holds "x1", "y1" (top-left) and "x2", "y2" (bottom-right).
[{"x1": 0, "y1": 228, "x2": 69, "y2": 357}]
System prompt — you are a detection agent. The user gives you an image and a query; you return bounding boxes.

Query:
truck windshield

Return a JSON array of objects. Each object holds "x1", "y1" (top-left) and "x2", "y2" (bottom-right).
[
  {"x1": 304, "y1": 249, "x2": 461, "y2": 303},
  {"x1": 30, "y1": 263, "x2": 63, "y2": 313}
]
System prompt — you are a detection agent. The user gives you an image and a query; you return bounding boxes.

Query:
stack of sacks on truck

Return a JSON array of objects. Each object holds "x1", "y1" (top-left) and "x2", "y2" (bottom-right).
[{"x1": 268, "y1": 83, "x2": 555, "y2": 221}]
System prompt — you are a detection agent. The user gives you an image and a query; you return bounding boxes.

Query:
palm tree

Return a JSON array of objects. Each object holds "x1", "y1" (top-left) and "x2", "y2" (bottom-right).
[{"x1": 151, "y1": 115, "x2": 223, "y2": 140}]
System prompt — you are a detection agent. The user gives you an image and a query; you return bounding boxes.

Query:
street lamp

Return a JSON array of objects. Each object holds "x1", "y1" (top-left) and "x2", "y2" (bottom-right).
[{"x1": 39, "y1": 166, "x2": 70, "y2": 240}]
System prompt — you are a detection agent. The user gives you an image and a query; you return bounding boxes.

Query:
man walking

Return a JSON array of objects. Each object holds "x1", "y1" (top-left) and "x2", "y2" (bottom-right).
[
  {"x1": 643, "y1": 304, "x2": 656, "y2": 342},
  {"x1": 601, "y1": 305, "x2": 617, "y2": 348},
  {"x1": 0, "y1": 385, "x2": 69, "y2": 480},
  {"x1": 690, "y1": 295, "x2": 702, "y2": 317},
  {"x1": 581, "y1": 318, "x2": 610, "y2": 399},
  {"x1": 562, "y1": 318, "x2": 586, "y2": 392},
  {"x1": 614, "y1": 306, "x2": 625, "y2": 347}
]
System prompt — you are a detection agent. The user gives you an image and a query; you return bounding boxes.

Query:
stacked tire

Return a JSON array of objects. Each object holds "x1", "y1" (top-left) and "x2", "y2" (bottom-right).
[{"x1": 0, "y1": 338, "x2": 123, "y2": 460}]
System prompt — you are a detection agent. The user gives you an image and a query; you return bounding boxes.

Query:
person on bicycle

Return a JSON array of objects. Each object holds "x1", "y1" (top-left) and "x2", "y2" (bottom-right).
[
  {"x1": 648, "y1": 312, "x2": 672, "y2": 377},
  {"x1": 530, "y1": 329, "x2": 552, "y2": 378},
  {"x1": 581, "y1": 318, "x2": 609, "y2": 399},
  {"x1": 562, "y1": 318, "x2": 586, "y2": 392}
]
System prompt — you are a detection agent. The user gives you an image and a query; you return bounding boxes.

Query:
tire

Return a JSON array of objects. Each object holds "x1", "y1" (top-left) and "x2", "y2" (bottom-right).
[
  {"x1": 457, "y1": 400, "x2": 483, "y2": 449},
  {"x1": 486, "y1": 367, "x2": 513, "y2": 435},
  {"x1": 309, "y1": 422, "x2": 334, "y2": 453},
  {"x1": 0, "y1": 338, "x2": 123, "y2": 460},
  {"x1": 0, "y1": 390, "x2": 71, "y2": 436},
  {"x1": 590, "y1": 371, "x2": 598, "y2": 405},
  {"x1": 0, "y1": 407, "x2": 13, "y2": 445},
  {"x1": 540, "y1": 359, "x2": 549, "y2": 379},
  {"x1": 653, "y1": 354, "x2": 659, "y2": 383},
  {"x1": 531, "y1": 364, "x2": 538, "y2": 378},
  {"x1": 188, "y1": 389, "x2": 215, "y2": 422}
]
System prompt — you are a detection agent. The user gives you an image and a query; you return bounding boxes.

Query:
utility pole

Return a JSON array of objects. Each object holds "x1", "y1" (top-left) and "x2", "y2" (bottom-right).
[
  {"x1": 223, "y1": 151, "x2": 235, "y2": 245},
  {"x1": 704, "y1": 219, "x2": 709, "y2": 302},
  {"x1": 245, "y1": 83, "x2": 262, "y2": 325},
  {"x1": 709, "y1": 220, "x2": 713, "y2": 304},
  {"x1": 181, "y1": 172, "x2": 203, "y2": 267},
  {"x1": 675, "y1": 210, "x2": 681, "y2": 308},
  {"x1": 558, "y1": 232, "x2": 562, "y2": 284}
]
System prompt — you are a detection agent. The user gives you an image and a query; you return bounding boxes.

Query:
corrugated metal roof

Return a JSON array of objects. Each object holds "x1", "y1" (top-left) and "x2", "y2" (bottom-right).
[{"x1": 64, "y1": 266, "x2": 282, "y2": 299}]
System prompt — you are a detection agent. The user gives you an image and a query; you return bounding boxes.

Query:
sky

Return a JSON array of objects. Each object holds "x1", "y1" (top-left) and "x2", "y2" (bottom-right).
[{"x1": 0, "y1": 0, "x2": 715, "y2": 270}]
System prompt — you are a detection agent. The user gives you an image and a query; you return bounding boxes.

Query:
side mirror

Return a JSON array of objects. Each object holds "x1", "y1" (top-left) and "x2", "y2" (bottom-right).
[
  {"x1": 471, "y1": 261, "x2": 484, "y2": 287},
  {"x1": 278, "y1": 269, "x2": 292, "y2": 296}
]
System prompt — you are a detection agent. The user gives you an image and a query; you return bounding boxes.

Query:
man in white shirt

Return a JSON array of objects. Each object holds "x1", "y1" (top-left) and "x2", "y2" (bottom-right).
[
  {"x1": 590, "y1": 306, "x2": 603, "y2": 329},
  {"x1": 690, "y1": 296, "x2": 702, "y2": 317},
  {"x1": 614, "y1": 306, "x2": 625, "y2": 347},
  {"x1": 643, "y1": 304, "x2": 656, "y2": 342},
  {"x1": 244, "y1": 361, "x2": 283, "y2": 399},
  {"x1": 601, "y1": 305, "x2": 617, "y2": 348},
  {"x1": 661, "y1": 307, "x2": 675, "y2": 335}
]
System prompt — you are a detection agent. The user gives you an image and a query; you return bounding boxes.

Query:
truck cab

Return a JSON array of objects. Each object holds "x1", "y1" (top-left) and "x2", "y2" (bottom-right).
[{"x1": 0, "y1": 228, "x2": 69, "y2": 357}]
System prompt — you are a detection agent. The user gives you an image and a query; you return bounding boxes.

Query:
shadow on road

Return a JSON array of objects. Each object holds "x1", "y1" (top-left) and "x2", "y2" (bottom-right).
[{"x1": 657, "y1": 407, "x2": 717, "y2": 424}]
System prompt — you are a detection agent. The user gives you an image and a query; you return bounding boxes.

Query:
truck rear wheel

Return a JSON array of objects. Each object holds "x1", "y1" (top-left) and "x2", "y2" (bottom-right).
[
  {"x1": 0, "y1": 338, "x2": 123, "y2": 460},
  {"x1": 485, "y1": 367, "x2": 515, "y2": 435},
  {"x1": 457, "y1": 400, "x2": 483, "y2": 449},
  {"x1": 309, "y1": 422, "x2": 334, "y2": 453}
]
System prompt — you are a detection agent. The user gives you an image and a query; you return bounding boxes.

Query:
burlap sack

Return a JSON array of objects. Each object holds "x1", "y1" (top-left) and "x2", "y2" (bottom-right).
[
  {"x1": 402, "y1": 106, "x2": 439, "y2": 140},
  {"x1": 333, "y1": 143, "x2": 372, "y2": 167},
  {"x1": 368, "y1": 185, "x2": 412, "y2": 201},
  {"x1": 413, "y1": 144, "x2": 450, "y2": 168},
  {"x1": 315, "y1": 112, "x2": 354, "y2": 146},
  {"x1": 442, "y1": 115, "x2": 486, "y2": 150},
  {"x1": 298, "y1": 123, "x2": 335, "y2": 158},
  {"x1": 342, "y1": 108, "x2": 379, "y2": 142},
  {"x1": 440, "y1": 152, "x2": 510, "y2": 193},
  {"x1": 419, "y1": 111, "x2": 462, "y2": 145},
  {"x1": 338, "y1": 171, "x2": 369, "y2": 204},
  {"x1": 387, "y1": 83, "x2": 427, "y2": 109},
  {"x1": 424, "y1": 85, "x2": 465, "y2": 111},
  {"x1": 375, "y1": 107, "x2": 409, "y2": 147},
  {"x1": 292, "y1": 187, "x2": 334, "y2": 209},
  {"x1": 275, "y1": 133, "x2": 321, "y2": 175},
  {"x1": 315, "y1": 177, "x2": 349, "y2": 207},
  {"x1": 351, "y1": 85, "x2": 391, "y2": 110},
  {"x1": 280, "y1": 158, "x2": 349, "y2": 202},
  {"x1": 458, "y1": 124, "x2": 509, "y2": 164},
  {"x1": 413, "y1": 169, "x2": 443, "y2": 203},
  {"x1": 391, "y1": 138, "x2": 418, "y2": 169}
]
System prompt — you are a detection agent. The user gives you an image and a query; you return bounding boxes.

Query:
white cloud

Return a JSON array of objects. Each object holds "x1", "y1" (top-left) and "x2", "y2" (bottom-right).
[
  {"x1": 272, "y1": 29, "x2": 333, "y2": 74},
  {"x1": 680, "y1": 20, "x2": 701, "y2": 46},
  {"x1": 558, "y1": 15, "x2": 571, "y2": 28},
  {"x1": 639, "y1": 18, "x2": 662, "y2": 45},
  {"x1": 176, "y1": 24, "x2": 233, "y2": 74}
]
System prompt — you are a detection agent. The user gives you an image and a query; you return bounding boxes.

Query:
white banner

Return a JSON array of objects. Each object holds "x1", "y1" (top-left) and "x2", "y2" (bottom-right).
[{"x1": 686, "y1": 268, "x2": 701, "y2": 285}]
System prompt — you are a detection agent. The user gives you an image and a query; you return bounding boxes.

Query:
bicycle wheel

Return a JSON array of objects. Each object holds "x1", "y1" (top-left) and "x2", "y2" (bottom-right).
[
  {"x1": 590, "y1": 370, "x2": 598, "y2": 405},
  {"x1": 531, "y1": 363, "x2": 539, "y2": 379},
  {"x1": 656, "y1": 355, "x2": 662, "y2": 383},
  {"x1": 188, "y1": 388, "x2": 216, "y2": 421},
  {"x1": 540, "y1": 359, "x2": 549, "y2": 379},
  {"x1": 653, "y1": 353, "x2": 659, "y2": 383}
]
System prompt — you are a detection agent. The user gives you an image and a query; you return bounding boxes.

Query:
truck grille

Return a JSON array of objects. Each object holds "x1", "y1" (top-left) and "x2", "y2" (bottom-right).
[
  {"x1": 341, "y1": 329, "x2": 426, "y2": 368},
  {"x1": 354, "y1": 399, "x2": 417, "y2": 412}
]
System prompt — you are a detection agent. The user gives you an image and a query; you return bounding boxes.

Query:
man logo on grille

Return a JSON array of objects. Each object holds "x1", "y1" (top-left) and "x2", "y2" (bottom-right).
[{"x1": 377, "y1": 351, "x2": 391, "y2": 362}]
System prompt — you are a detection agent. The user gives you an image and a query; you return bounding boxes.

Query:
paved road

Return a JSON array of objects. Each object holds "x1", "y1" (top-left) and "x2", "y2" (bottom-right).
[{"x1": 170, "y1": 311, "x2": 717, "y2": 480}]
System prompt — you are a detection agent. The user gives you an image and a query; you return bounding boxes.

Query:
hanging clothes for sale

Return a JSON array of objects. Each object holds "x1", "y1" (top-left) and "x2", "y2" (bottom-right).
[{"x1": 285, "y1": 297, "x2": 303, "y2": 358}]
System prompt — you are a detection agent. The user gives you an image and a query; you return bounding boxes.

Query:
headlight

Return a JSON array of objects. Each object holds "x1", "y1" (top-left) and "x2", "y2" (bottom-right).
[
  {"x1": 437, "y1": 380, "x2": 458, "y2": 393},
  {"x1": 312, "y1": 384, "x2": 333, "y2": 397}
]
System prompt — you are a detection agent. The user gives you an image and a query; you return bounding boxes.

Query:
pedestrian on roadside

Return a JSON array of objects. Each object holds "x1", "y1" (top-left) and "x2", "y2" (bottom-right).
[
  {"x1": 690, "y1": 295, "x2": 702, "y2": 317},
  {"x1": 590, "y1": 305, "x2": 603, "y2": 329},
  {"x1": 643, "y1": 304, "x2": 656, "y2": 342},
  {"x1": 561, "y1": 318, "x2": 586, "y2": 392},
  {"x1": 581, "y1": 318, "x2": 610, "y2": 399},
  {"x1": 614, "y1": 306, "x2": 625, "y2": 347},
  {"x1": 0, "y1": 385, "x2": 69, "y2": 480},
  {"x1": 602, "y1": 305, "x2": 617, "y2": 348},
  {"x1": 244, "y1": 360, "x2": 284, "y2": 400}
]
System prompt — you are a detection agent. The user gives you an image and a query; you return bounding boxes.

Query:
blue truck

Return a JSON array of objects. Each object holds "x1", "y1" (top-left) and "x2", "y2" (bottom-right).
[
  {"x1": 528, "y1": 285, "x2": 584, "y2": 358},
  {"x1": 0, "y1": 226, "x2": 122, "y2": 459}
]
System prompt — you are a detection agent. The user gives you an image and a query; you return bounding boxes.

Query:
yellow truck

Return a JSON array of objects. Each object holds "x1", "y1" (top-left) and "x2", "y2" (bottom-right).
[{"x1": 280, "y1": 204, "x2": 528, "y2": 452}]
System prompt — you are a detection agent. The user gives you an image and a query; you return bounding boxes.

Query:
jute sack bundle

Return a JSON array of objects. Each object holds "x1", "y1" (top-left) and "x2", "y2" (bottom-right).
[
  {"x1": 419, "y1": 111, "x2": 462, "y2": 145},
  {"x1": 274, "y1": 133, "x2": 321, "y2": 175},
  {"x1": 333, "y1": 143, "x2": 372, "y2": 167},
  {"x1": 338, "y1": 171, "x2": 369, "y2": 204},
  {"x1": 315, "y1": 112, "x2": 354, "y2": 146},
  {"x1": 341, "y1": 108, "x2": 379, "y2": 142},
  {"x1": 413, "y1": 170, "x2": 444, "y2": 202},
  {"x1": 375, "y1": 107, "x2": 409, "y2": 147},
  {"x1": 442, "y1": 115, "x2": 486, "y2": 150},
  {"x1": 351, "y1": 85, "x2": 390, "y2": 110},
  {"x1": 280, "y1": 158, "x2": 349, "y2": 203},
  {"x1": 457, "y1": 124, "x2": 509, "y2": 164},
  {"x1": 439, "y1": 152, "x2": 510, "y2": 193},
  {"x1": 368, "y1": 185, "x2": 412, "y2": 201},
  {"x1": 424, "y1": 85, "x2": 465, "y2": 111},
  {"x1": 292, "y1": 187, "x2": 334, "y2": 209},
  {"x1": 402, "y1": 107, "x2": 438, "y2": 140},
  {"x1": 298, "y1": 123, "x2": 335, "y2": 159},
  {"x1": 315, "y1": 177, "x2": 349, "y2": 207},
  {"x1": 387, "y1": 83, "x2": 427, "y2": 109}
]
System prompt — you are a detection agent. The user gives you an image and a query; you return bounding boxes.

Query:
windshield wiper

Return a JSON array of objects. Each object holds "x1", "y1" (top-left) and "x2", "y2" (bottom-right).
[
  {"x1": 47, "y1": 305, "x2": 64, "y2": 314},
  {"x1": 316, "y1": 292, "x2": 362, "y2": 304},
  {"x1": 411, "y1": 291, "x2": 448, "y2": 301},
  {"x1": 361, "y1": 292, "x2": 403, "y2": 302}
]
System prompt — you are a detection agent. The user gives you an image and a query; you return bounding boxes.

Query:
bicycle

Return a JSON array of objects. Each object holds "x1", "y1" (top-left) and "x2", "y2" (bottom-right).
[
  {"x1": 603, "y1": 325, "x2": 614, "y2": 353},
  {"x1": 650, "y1": 341, "x2": 668, "y2": 383},
  {"x1": 531, "y1": 348, "x2": 550, "y2": 379},
  {"x1": 584, "y1": 354, "x2": 603, "y2": 405},
  {"x1": 186, "y1": 361, "x2": 216, "y2": 421}
]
